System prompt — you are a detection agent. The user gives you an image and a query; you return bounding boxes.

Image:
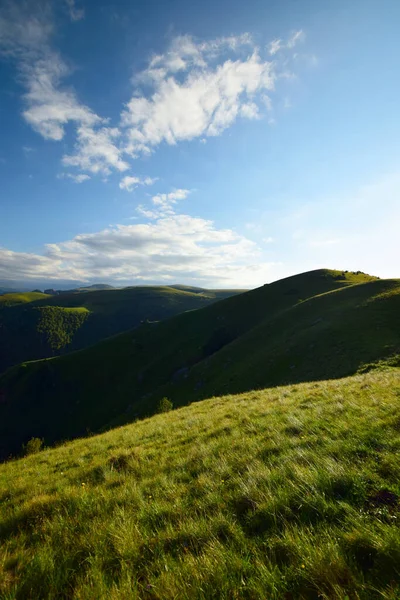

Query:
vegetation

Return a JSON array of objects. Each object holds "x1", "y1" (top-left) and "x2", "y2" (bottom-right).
[
  {"x1": 22, "y1": 437, "x2": 44, "y2": 456},
  {"x1": 1, "y1": 370, "x2": 399, "y2": 599},
  {"x1": 0, "y1": 292, "x2": 50, "y2": 307},
  {"x1": 1, "y1": 269, "x2": 398, "y2": 458},
  {"x1": 36, "y1": 306, "x2": 90, "y2": 352},
  {"x1": 0, "y1": 285, "x2": 242, "y2": 375},
  {"x1": 157, "y1": 397, "x2": 173, "y2": 413}
]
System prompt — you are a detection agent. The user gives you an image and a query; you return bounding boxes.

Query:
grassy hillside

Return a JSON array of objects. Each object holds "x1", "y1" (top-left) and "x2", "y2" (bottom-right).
[
  {"x1": 0, "y1": 286, "x2": 242, "y2": 375},
  {"x1": 0, "y1": 292, "x2": 50, "y2": 307},
  {"x1": 2, "y1": 269, "x2": 395, "y2": 458},
  {"x1": 1, "y1": 370, "x2": 399, "y2": 599}
]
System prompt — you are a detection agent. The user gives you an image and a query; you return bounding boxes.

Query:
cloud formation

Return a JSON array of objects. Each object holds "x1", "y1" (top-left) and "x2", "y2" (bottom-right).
[
  {"x1": 63, "y1": 126, "x2": 128, "y2": 175},
  {"x1": 122, "y1": 36, "x2": 276, "y2": 155},
  {"x1": 119, "y1": 175, "x2": 157, "y2": 192},
  {"x1": 0, "y1": 4, "x2": 306, "y2": 181},
  {"x1": 58, "y1": 172, "x2": 90, "y2": 183},
  {"x1": 0, "y1": 214, "x2": 271, "y2": 288},
  {"x1": 0, "y1": 1, "x2": 123, "y2": 177},
  {"x1": 268, "y1": 30, "x2": 304, "y2": 55},
  {"x1": 65, "y1": 0, "x2": 84, "y2": 22}
]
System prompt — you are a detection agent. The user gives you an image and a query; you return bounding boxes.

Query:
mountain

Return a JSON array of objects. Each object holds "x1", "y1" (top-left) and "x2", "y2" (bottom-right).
[
  {"x1": 0, "y1": 285, "x2": 244, "y2": 375},
  {"x1": 61, "y1": 283, "x2": 116, "y2": 293},
  {"x1": 2, "y1": 268, "x2": 398, "y2": 459},
  {"x1": 1, "y1": 369, "x2": 399, "y2": 599}
]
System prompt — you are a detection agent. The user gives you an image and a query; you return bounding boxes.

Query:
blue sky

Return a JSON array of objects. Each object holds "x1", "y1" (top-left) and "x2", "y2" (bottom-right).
[{"x1": 0, "y1": 0, "x2": 399, "y2": 289}]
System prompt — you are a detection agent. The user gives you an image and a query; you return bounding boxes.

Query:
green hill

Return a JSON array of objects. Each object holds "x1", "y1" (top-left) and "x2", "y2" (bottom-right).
[
  {"x1": 1, "y1": 370, "x2": 399, "y2": 599},
  {"x1": 0, "y1": 286, "x2": 243, "y2": 375},
  {"x1": 2, "y1": 268, "x2": 397, "y2": 459},
  {"x1": 0, "y1": 292, "x2": 50, "y2": 307}
]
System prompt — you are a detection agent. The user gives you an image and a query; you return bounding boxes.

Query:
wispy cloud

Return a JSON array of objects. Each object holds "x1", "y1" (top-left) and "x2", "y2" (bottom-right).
[
  {"x1": 287, "y1": 30, "x2": 305, "y2": 49},
  {"x1": 58, "y1": 172, "x2": 90, "y2": 183},
  {"x1": 268, "y1": 30, "x2": 305, "y2": 56},
  {"x1": 119, "y1": 175, "x2": 157, "y2": 192},
  {"x1": 151, "y1": 189, "x2": 191, "y2": 215},
  {"x1": 22, "y1": 54, "x2": 101, "y2": 141},
  {"x1": 64, "y1": 0, "x2": 84, "y2": 22},
  {"x1": 63, "y1": 126, "x2": 128, "y2": 175},
  {"x1": 268, "y1": 39, "x2": 282, "y2": 56},
  {"x1": 136, "y1": 188, "x2": 191, "y2": 219},
  {"x1": 0, "y1": 1, "x2": 123, "y2": 178}
]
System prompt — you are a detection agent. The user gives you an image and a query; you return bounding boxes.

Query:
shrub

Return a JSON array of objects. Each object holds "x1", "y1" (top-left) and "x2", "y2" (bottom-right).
[
  {"x1": 23, "y1": 437, "x2": 44, "y2": 456},
  {"x1": 157, "y1": 397, "x2": 173, "y2": 413}
]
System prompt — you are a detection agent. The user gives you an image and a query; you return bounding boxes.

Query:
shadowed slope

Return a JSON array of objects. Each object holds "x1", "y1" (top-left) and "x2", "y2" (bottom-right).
[
  {"x1": 0, "y1": 286, "x2": 243, "y2": 375},
  {"x1": 1, "y1": 269, "x2": 393, "y2": 458}
]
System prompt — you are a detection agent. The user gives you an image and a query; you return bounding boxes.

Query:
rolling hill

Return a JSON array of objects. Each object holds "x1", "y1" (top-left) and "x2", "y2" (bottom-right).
[
  {"x1": 0, "y1": 285, "x2": 243, "y2": 375},
  {"x1": 2, "y1": 268, "x2": 398, "y2": 459},
  {"x1": 1, "y1": 369, "x2": 399, "y2": 599},
  {"x1": 0, "y1": 292, "x2": 51, "y2": 307}
]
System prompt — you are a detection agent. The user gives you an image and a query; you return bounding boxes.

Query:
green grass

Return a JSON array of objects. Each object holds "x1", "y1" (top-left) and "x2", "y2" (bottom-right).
[
  {"x1": 1, "y1": 269, "x2": 397, "y2": 459},
  {"x1": 0, "y1": 286, "x2": 242, "y2": 375},
  {"x1": 1, "y1": 369, "x2": 399, "y2": 599},
  {"x1": 0, "y1": 292, "x2": 50, "y2": 307}
]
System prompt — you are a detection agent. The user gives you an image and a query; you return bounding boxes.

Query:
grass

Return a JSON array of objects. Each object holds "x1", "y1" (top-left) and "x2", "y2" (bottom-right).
[
  {"x1": 1, "y1": 369, "x2": 399, "y2": 599},
  {"x1": 0, "y1": 292, "x2": 50, "y2": 307},
  {"x1": 1, "y1": 269, "x2": 398, "y2": 458}
]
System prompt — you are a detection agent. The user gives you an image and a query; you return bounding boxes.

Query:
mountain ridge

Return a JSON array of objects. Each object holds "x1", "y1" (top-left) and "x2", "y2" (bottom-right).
[{"x1": 2, "y1": 268, "x2": 396, "y2": 459}]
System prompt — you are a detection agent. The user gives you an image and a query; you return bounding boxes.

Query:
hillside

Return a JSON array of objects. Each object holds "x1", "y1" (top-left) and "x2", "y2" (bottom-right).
[
  {"x1": 2, "y1": 268, "x2": 396, "y2": 458},
  {"x1": 1, "y1": 370, "x2": 399, "y2": 599},
  {"x1": 0, "y1": 286, "x2": 242, "y2": 375},
  {"x1": 0, "y1": 292, "x2": 50, "y2": 307}
]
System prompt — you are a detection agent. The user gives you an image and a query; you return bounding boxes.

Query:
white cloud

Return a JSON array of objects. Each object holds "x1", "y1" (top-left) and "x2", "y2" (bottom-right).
[
  {"x1": 268, "y1": 39, "x2": 282, "y2": 55},
  {"x1": 240, "y1": 102, "x2": 260, "y2": 119},
  {"x1": 122, "y1": 36, "x2": 276, "y2": 155},
  {"x1": 58, "y1": 172, "x2": 90, "y2": 183},
  {"x1": 287, "y1": 30, "x2": 305, "y2": 49},
  {"x1": 138, "y1": 33, "x2": 254, "y2": 83},
  {"x1": 65, "y1": 0, "x2": 85, "y2": 22},
  {"x1": 119, "y1": 175, "x2": 157, "y2": 192},
  {"x1": 0, "y1": 2, "x2": 125, "y2": 178},
  {"x1": 22, "y1": 54, "x2": 101, "y2": 141},
  {"x1": 0, "y1": 214, "x2": 273, "y2": 288},
  {"x1": 1, "y1": 10, "x2": 308, "y2": 181},
  {"x1": 267, "y1": 30, "x2": 305, "y2": 55},
  {"x1": 151, "y1": 189, "x2": 191, "y2": 214},
  {"x1": 63, "y1": 125, "x2": 129, "y2": 175}
]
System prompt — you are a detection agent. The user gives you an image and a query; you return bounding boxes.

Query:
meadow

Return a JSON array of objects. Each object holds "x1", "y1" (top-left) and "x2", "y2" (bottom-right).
[{"x1": 1, "y1": 369, "x2": 399, "y2": 599}]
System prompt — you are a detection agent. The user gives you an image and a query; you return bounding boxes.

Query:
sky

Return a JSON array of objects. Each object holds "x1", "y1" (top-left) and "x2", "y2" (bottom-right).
[{"x1": 0, "y1": 0, "x2": 399, "y2": 289}]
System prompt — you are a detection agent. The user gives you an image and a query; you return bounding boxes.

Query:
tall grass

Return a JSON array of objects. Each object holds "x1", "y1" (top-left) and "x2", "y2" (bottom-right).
[{"x1": 1, "y1": 369, "x2": 400, "y2": 598}]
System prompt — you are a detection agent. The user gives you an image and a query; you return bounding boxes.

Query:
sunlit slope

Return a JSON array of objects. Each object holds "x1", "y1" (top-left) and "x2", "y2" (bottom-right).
[
  {"x1": 0, "y1": 285, "x2": 242, "y2": 374},
  {"x1": 0, "y1": 292, "x2": 50, "y2": 307},
  {"x1": 1, "y1": 370, "x2": 399, "y2": 599},
  {"x1": 0, "y1": 269, "x2": 386, "y2": 457}
]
